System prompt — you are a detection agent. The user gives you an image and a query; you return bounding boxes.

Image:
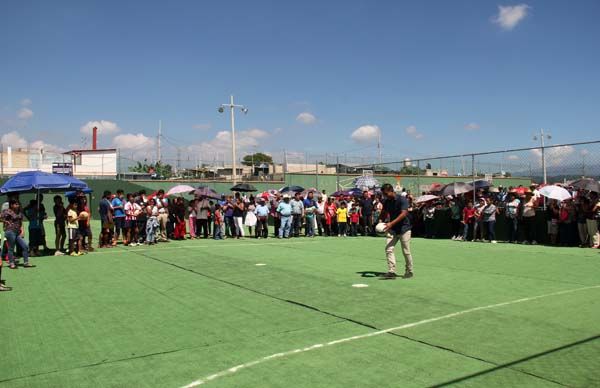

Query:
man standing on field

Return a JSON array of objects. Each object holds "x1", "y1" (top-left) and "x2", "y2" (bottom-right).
[{"x1": 379, "y1": 183, "x2": 413, "y2": 279}]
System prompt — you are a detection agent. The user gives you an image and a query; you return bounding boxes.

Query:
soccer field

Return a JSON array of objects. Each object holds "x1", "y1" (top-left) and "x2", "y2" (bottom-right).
[{"x1": 2, "y1": 235, "x2": 599, "y2": 388}]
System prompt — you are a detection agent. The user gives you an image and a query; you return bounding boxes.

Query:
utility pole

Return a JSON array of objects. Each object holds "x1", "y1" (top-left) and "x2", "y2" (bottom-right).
[
  {"x1": 533, "y1": 129, "x2": 551, "y2": 184},
  {"x1": 219, "y1": 95, "x2": 248, "y2": 185},
  {"x1": 157, "y1": 120, "x2": 162, "y2": 164}
]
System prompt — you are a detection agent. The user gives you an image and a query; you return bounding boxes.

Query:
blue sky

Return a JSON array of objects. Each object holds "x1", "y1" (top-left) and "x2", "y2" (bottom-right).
[{"x1": 1, "y1": 0, "x2": 599, "y2": 165}]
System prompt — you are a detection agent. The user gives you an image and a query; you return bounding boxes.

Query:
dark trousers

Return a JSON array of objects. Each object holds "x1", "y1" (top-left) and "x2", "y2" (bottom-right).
[
  {"x1": 451, "y1": 219, "x2": 462, "y2": 237},
  {"x1": 274, "y1": 217, "x2": 280, "y2": 237},
  {"x1": 485, "y1": 221, "x2": 496, "y2": 241},
  {"x1": 338, "y1": 222, "x2": 347, "y2": 236},
  {"x1": 317, "y1": 214, "x2": 325, "y2": 236},
  {"x1": 292, "y1": 214, "x2": 302, "y2": 237},
  {"x1": 361, "y1": 214, "x2": 373, "y2": 236},
  {"x1": 424, "y1": 218, "x2": 435, "y2": 238},
  {"x1": 225, "y1": 217, "x2": 234, "y2": 237},
  {"x1": 507, "y1": 217, "x2": 518, "y2": 242},
  {"x1": 256, "y1": 216, "x2": 268, "y2": 238},
  {"x1": 522, "y1": 217, "x2": 536, "y2": 242},
  {"x1": 350, "y1": 222, "x2": 358, "y2": 236},
  {"x1": 196, "y1": 219, "x2": 209, "y2": 238}
]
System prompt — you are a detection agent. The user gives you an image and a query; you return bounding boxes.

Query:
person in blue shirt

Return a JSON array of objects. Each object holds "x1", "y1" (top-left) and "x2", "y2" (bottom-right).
[
  {"x1": 303, "y1": 192, "x2": 318, "y2": 237},
  {"x1": 254, "y1": 198, "x2": 270, "y2": 238},
  {"x1": 276, "y1": 195, "x2": 293, "y2": 238},
  {"x1": 111, "y1": 189, "x2": 125, "y2": 245}
]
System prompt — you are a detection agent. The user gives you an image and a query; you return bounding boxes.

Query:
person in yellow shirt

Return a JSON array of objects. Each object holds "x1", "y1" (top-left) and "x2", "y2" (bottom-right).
[
  {"x1": 66, "y1": 200, "x2": 82, "y2": 256},
  {"x1": 336, "y1": 202, "x2": 348, "y2": 237}
]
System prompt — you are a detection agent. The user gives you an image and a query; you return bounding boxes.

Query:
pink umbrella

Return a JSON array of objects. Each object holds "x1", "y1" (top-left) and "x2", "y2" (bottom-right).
[{"x1": 166, "y1": 184, "x2": 195, "y2": 196}]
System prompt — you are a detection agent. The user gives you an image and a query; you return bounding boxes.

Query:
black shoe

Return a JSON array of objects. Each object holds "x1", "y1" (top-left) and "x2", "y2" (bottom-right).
[
  {"x1": 403, "y1": 272, "x2": 414, "y2": 279},
  {"x1": 380, "y1": 272, "x2": 397, "y2": 280}
]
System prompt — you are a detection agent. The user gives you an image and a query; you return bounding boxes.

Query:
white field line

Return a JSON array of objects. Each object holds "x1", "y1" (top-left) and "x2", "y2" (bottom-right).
[{"x1": 181, "y1": 284, "x2": 600, "y2": 387}]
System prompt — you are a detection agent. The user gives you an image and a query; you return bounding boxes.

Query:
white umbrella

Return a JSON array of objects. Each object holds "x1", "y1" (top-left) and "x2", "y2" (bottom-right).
[
  {"x1": 539, "y1": 185, "x2": 572, "y2": 201},
  {"x1": 166, "y1": 184, "x2": 195, "y2": 196},
  {"x1": 415, "y1": 194, "x2": 439, "y2": 204}
]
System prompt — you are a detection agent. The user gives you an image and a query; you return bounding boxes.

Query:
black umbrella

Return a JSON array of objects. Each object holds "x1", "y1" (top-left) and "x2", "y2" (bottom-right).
[
  {"x1": 231, "y1": 183, "x2": 257, "y2": 192},
  {"x1": 279, "y1": 185, "x2": 304, "y2": 193},
  {"x1": 469, "y1": 180, "x2": 492, "y2": 190},
  {"x1": 570, "y1": 178, "x2": 600, "y2": 193},
  {"x1": 192, "y1": 186, "x2": 221, "y2": 199}
]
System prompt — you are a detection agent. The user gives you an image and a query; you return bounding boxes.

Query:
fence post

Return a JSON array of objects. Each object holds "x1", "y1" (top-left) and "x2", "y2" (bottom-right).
[
  {"x1": 336, "y1": 155, "x2": 340, "y2": 191},
  {"x1": 472, "y1": 154, "x2": 476, "y2": 201},
  {"x1": 416, "y1": 160, "x2": 421, "y2": 194},
  {"x1": 315, "y1": 161, "x2": 319, "y2": 190}
]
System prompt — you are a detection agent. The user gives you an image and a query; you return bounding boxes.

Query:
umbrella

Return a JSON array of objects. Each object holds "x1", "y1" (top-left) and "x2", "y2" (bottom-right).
[
  {"x1": 510, "y1": 186, "x2": 531, "y2": 195},
  {"x1": 428, "y1": 183, "x2": 444, "y2": 192},
  {"x1": 0, "y1": 171, "x2": 88, "y2": 194},
  {"x1": 332, "y1": 188, "x2": 362, "y2": 197},
  {"x1": 192, "y1": 186, "x2": 221, "y2": 199},
  {"x1": 440, "y1": 182, "x2": 473, "y2": 196},
  {"x1": 353, "y1": 176, "x2": 380, "y2": 189},
  {"x1": 279, "y1": 185, "x2": 304, "y2": 193},
  {"x1": 570, "y1": 178, "x2": 600, "y2": 193},
  {"x1": 415, "y1": 194, "x2": 439, "y2": 204},
  {"x1": 231, "y1": 183, "x2": 257, "y2": 192},
  {"x1": 301, "y1": 189, "x2": 322, "y2": 198},
  {"x1": 539, "y1": 185, "x2": 572, "y2": 201},
  {"x1": 65, "y1": 188, "x2": 93, "y2": 197},
  {"x1": 166, "y1": 184, "x2": 195, "y2": 197},
  {"x1": 469, "y1": 180, "x2": 493, "y2": 190}
]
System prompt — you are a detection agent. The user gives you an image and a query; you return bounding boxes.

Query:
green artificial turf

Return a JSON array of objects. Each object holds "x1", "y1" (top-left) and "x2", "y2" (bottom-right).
[{"x1": 1, "y1": 225, "x2": 599, "y2": 388}]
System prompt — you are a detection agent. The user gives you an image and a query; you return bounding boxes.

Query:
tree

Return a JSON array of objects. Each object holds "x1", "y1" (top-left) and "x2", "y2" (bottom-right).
[
  {"x1": 129, "y1": 160, "x2": 173, "y2": 179},
  {"x1": 242, "y1": 152, "x2": 273, "y2": 166},
  {"x1": 399, "y1": 165, "x2": 425, "y2": 175}
]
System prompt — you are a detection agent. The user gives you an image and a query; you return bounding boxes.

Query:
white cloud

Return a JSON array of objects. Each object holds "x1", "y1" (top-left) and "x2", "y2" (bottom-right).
[
  {"x1": 17, "y1": 107, "x2": 33, "y2": 120},
  {"x1": 1, "y1": 131, "x2": 28, "y2": 148},
  {"x1": 192, "y1": 123, "x2": 211, "y2": 130},
  {"x1": 506, "y1": 154, "x2": 520, "y2": 160},
  {"x1": 296, "y1": 112, "x2": 317, "y2": 125},
  {"x1": 464, "y1": 122, "x2": 480, "y2": 131},
  {"x1": 530, "y1": 145, "x2": 574, "y2": 167},
  {"x1": 186, "y1": 128, "x2": 271, "y2": 161},
  {"x1": 405, "y1": 125, "x2": 424, "y2": 139},
  {"x1": 20, "y1": 98, "x2": 32, "y2": 106},
  {"x1": 493, "y1": 4, "x2": 530, "y2": 30},
  {"x1": 351, "y1": 125, "x2": 381, "y2": 143},
  {"x1": 112, "y1": 133, "x2": 155, "y2": 150},
  {"x1": 112, "y1": 133, "x2": 156, "y2": 156},
  {"x1": 80, "y1": 120, "x2": 121, "y2": 135},
  {"x1": 0, "y1": 131, "x2": 64, "y2": 152},
  {"x1": 273, "y1": 127, "x2": 283, "y2": 134},
  {"x1": 241, "y1": 128, "x2": 269, "y2": 139}
]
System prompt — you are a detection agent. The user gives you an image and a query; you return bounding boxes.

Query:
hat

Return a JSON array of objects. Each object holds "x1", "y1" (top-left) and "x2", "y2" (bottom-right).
[{"x1": 283, "y1": 194, "x2": 291, "y2": 199}]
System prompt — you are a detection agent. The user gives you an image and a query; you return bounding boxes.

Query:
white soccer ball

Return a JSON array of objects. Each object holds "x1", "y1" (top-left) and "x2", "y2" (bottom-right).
[{"x1": 375, "y1": 223, "x2": 387, "y2": 234}]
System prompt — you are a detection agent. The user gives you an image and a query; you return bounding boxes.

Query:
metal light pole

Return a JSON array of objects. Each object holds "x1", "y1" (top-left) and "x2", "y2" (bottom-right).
[
  {"x1": 219, "y1": 95, "x2": 248, "y2": 185},
  {"x1": 533, "y1": 129, "x2": 551, "y2": 184}
]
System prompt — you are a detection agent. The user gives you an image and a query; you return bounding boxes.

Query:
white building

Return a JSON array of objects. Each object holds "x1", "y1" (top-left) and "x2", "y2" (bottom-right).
[{"x1": 64, "y1": 149, "x2": 118, "y2": 178}]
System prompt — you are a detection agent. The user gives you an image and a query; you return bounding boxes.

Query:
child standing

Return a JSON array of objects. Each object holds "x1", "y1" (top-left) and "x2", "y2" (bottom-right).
[
  {"x1": 66, "y1": 200, "x2": 82, "y2": 256},
  {"x1": 213, "y1": 204, "x2": 224, "y2": 240},
  {"x1": 349, "y1": 203, "x2": 361, "y2": 236},
  {"x1": 336, "y1": 202, "x2": 348, "y2": 237}
]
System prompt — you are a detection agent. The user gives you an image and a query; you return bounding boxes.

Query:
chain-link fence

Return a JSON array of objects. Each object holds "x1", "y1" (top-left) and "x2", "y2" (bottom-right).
[{"x1": 2, "y1": 141, "x2": 599, "y2": 185}]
